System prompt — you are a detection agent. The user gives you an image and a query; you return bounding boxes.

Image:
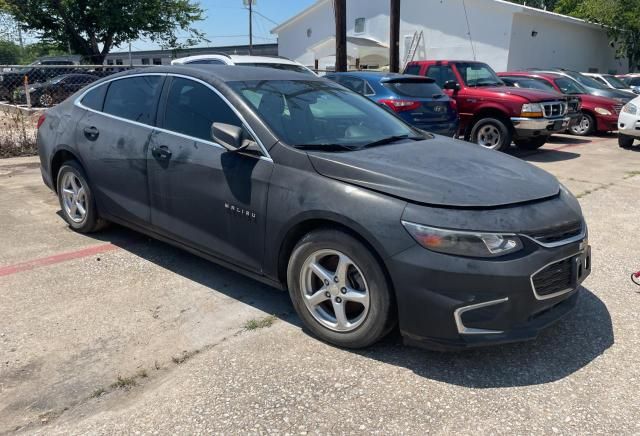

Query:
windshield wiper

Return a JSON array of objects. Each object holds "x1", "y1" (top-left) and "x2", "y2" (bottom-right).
[
  {"x1": 293, "y1": 143, "x2": 358, "y2": 152},
  {"x1": 361, "y1": 135, "x2": 423, "y2": 149}
]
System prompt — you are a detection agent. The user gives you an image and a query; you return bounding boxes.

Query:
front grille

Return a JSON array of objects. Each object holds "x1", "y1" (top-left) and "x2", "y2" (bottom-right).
[
  {"x1": 542, "y1": 101, "x2": 568, "y2": 118},
  {"x1": 614, "y1": 104, "x2": 623, "y2": 115},
  {"x1": 527, "y1": 221, "x2": 583, "y2": 245},
  {"x1": 532, "y1": 257, "x2": 574, "y2": 297}
]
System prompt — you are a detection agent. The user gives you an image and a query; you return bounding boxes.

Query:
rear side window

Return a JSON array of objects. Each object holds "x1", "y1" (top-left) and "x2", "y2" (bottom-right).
[
  {"x1": 163, "y1": 77, "x2": 242, "y2": 141},
  {"x1": 404, "y1": 64, "x2": 421, "y2": 76},
  {"x1": 187, "y1": 59, "x2": 226, "y2": 65},
  {"x1": 384, "y1": 81, "x2": 443, "y2": 97},
  {"x1": 81, "y1": 84, "x2": 108, "y2": 111},
  {"x1": 103, "y1": 76, "x2": 164, "y2": 125},
  {"x1": 630, "y1": 78, "x2": 640, "y2": 86},
  {"x1": 336, "y1": 76, "x2": 367, "y2": 94}
]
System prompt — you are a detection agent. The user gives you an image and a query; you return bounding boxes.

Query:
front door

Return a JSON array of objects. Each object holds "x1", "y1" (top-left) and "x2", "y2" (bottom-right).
[{"x1": 147, "y1": 76, "x2": 273, "y2": 271}]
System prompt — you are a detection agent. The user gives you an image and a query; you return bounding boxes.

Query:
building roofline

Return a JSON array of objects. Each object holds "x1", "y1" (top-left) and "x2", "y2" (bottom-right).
[
  {"x1": 106, "y1": 43, "x2": 277, "y2": 58},
  {"x1": 271, "y1": 0, "x2": 330, "y2": 34}
]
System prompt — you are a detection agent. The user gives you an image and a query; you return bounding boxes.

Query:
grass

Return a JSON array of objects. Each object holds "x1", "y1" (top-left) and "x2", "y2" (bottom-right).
[
  {"x1": 110, "y1": 375, "x2": 138, "y2": 389},
  {"x1": 90, "y1": 387, "x2": 107, "y2": 398},
  {"x1": 243, "y1": 315, "x2": 277, "y2": 331},
  {"x1": 576, "y1": 182, "x2": 615, "y2": 199}
]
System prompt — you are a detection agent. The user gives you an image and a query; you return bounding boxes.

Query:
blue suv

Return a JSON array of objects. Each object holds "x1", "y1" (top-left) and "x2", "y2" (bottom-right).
[{"x1": 326, "y1": 71, "x2": 459, "y2": 136}]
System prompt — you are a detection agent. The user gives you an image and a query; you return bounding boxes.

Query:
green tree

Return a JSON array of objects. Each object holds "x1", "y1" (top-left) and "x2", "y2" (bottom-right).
[
  {"x1": 0, "y1": 40, "x2": 21, "y2": 64},
  {"x1": 3, "y1": 0, "x2": 205, "y2": 64}
]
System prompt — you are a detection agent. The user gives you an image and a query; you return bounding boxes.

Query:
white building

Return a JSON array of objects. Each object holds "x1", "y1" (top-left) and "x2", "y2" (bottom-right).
[{"x1": 271, "y1": 0, "x2": 627, "y2": 74}]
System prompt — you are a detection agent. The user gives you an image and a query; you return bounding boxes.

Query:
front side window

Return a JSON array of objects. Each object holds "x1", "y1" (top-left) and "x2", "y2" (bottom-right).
[
  {"x1": 354, "y1": 17, "x2": 366, "y2": 33},
  {"x1": 229, "y1": 80, "x2": 422, "y2": 150},
  {"x1": 426, "y1": 65, "x2": 457, "y2": 87},
  {"x1": 103, "y1": 76, "x2": 164, "y2": 125},
  {"x1": 454, "y1": 62, "x2": 503, "y2": 87},
  {"x1": 554, "y1": 78, "x2": 586, "y2": 95},
  {"x1": 163, "y1": 77, "x2": 242, "y2": 142},
  {"x1": 404, "y1": 64, "x2": 421, "y2": 76}
]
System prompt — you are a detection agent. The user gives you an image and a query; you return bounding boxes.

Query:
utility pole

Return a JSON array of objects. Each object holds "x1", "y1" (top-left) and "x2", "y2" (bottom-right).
[
  {"x1": 248, "y1": 0, "x2": 254, "y2": 55},
  {"x1": 334, "y1": 0, "x2": 347, "y2": 71},
  {"x1": 390, "y1": 0, "x2": 400, "y2": 72},
  {"x1": 129, "y1": 42, "x2": 133, "y2": 67}
]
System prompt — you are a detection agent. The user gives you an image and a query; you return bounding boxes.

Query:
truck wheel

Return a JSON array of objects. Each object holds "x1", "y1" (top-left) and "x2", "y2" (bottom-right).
[
  {"x1": 287, "y1": 229, "x2": 395, "y2": 349},
  {"x1": 470, "y1": 118, "x2": 512, "y2": 151},
  {"x1": 570, "y1": 113, "x2": 595, "y2": 136},
  {"x1": 618, "y1": 134, "x2": 635, "y2": 148},
  {"x1": 515, "y1": 137, "x2": 547, "y2": 150}
]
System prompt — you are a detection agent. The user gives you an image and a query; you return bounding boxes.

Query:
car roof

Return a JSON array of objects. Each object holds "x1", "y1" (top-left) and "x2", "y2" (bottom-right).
[
  {"x1": 173, "y1": 54, "x2": 302, "y2": 66},
  {"x1": 113, "y1": 65, "x2": 325, "y2": 83},
  {"x1": 498, "y1": 71, "x2": 564, "y2": 80}
]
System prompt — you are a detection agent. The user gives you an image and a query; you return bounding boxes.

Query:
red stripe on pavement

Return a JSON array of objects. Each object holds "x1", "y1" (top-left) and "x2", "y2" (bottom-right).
[{"x1": 0, "y1": 243, "x2": 119, "y2": 277}]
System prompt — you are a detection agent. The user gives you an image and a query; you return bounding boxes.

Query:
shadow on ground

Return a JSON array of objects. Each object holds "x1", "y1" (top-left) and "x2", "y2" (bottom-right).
[
  {"x1": 507, "y1": 147, "x2": 581, "y2": 163},
  {"x1": 86, "y1": 224, "x2": 612, "y2": 390}
]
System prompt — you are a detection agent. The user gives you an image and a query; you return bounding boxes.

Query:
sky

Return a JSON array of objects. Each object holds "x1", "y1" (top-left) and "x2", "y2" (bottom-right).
[{"x1": 124, "y1": 0, "x2": 318, "y2": 53}]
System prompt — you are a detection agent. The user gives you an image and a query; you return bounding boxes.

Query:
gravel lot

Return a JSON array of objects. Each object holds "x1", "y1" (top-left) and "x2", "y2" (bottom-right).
[{"x1": 1, "y1": 135, "x2": 639, "y2": 435}]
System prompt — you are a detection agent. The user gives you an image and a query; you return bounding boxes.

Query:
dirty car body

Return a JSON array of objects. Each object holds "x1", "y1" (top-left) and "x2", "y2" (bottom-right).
[{"x1": 37, "y1": 66, "x2": 591, "y2": 350}]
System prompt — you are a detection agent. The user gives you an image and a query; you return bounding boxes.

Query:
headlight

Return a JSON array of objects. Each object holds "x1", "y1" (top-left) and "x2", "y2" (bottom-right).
[
  {"x1": 622, "y1": 103, "x2": 638, "y2": 115},
  {"x1": 521, "y1": 103, "x2": 544, "y2": 118},
  {"x1": 401, "y1": 221, "x2": 523, "y2": 258},
  {"x1": 594, "y1": 107, "x2": 612, "y2": 115}
]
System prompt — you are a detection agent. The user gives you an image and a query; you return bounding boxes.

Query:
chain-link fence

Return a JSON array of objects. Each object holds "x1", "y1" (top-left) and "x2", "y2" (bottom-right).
[{"x1": 0, "y1": 64, "x2": 140, "y2": 108}]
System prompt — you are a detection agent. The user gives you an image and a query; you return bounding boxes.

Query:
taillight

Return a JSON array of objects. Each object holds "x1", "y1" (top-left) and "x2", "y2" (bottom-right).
[
  {"x1": 378, "y1": 99, "x2": 421, "y2": 112},
  {"x1": 36, "y1": 113, "x2": 46, "y2": 129}
]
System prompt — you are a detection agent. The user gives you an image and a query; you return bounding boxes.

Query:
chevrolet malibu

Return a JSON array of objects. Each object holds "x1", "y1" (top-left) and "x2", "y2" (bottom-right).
[{"x1": 37, "y1": 66, "x2": 591, "y2": 350}]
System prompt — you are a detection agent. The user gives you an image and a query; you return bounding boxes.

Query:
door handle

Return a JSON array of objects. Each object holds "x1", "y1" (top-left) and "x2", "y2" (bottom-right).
[
  {"x1": 83, "y1": 126, "x2": 99, "y2": 141},
  {"x1": 152, "y1": 145, "x2": 172, "y2": 160}
]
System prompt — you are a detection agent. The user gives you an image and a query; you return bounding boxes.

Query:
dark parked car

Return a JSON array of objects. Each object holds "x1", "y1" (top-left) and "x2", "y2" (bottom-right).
[
  {"x1": 0, "y1": 60, "x2": 77, "y2": 102},
  {"x1": 531, "y1": 69, "x2": 635, "y2": 102},
  {"x1": 15, "y1": 74, "x2": 99, "y2": 107},
  {"x1": 325, "y1": 71, "x2": 459, "y2": 136},
  {"x1": 37, "y1": 66, "x2": 591, "y2": 350}
]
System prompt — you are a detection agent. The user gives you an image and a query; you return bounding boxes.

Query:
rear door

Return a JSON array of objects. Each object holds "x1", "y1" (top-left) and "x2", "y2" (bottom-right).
[
  {"x1": 75, "y1": 74, "x2": 165, "y2": 226},
  {"x1": 148, "y1": 76, "x2": 273, "y2": 271}
]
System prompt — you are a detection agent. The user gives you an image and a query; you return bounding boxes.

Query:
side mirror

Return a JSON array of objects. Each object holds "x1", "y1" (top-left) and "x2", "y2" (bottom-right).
[
  {"x1": 212, "y1": 122, "x2": 247, "y2": 152},
  {"x1": 443, "y1": 80, "x2": 460, "y2": 91},
  {"x1": 211, "y1": 122, "x2": 261, "y2": 154}
]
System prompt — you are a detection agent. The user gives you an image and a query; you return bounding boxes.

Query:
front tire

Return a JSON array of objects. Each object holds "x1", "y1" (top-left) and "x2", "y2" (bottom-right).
[
  {"x1": 514, "y1": 137, "x2": 547, "y2": 150},
  {"x1": 618, "y1": 134, "x2": 635, "y2": 148},
  {"x1": 470, "y1": 117, "x2": 512, "y2": 151},
  {"x1": 287, "y1": 229, "x2": 395, "y2": 348},
  {"x1": 570, "y1": 112, "x2": 595, "y2": 136},
  {"x1": 57, "y1": 161, "x2": 107, "y2": 233}
]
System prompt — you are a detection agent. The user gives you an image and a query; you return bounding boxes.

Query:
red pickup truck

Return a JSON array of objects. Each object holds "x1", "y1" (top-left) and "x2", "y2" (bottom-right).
[{"x1": 404, "y1": 60, "x2": 571, "y2": 151}]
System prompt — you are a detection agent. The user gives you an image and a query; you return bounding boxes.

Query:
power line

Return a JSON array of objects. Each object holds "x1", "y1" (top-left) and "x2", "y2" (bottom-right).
[{"x1": 462, "y1": 0, "x2": 477, "y2": 61}]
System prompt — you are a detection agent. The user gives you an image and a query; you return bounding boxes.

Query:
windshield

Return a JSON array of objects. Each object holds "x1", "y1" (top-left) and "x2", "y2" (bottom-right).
[
  {"x1": 504, "y1": 77, "x2": 556, "y2": 91},
  {"x1": 569, "y1": 72, "x2": 608, "y2": 89},
  {"x1": 454, "y1": 62, "x2": 503, "y2": 87},
  {"x1": 228, "y1": 80, "x2": 423, "y2": 150},
  {"x1": 603, "y1": 75, "x2": 628, "y2": 89},
  {"x1": 554, "y1": 77, "x2": 587, "y2": 95},
  {"x1": 241, "y1": 63, "x2": 315, "y2": 75}
]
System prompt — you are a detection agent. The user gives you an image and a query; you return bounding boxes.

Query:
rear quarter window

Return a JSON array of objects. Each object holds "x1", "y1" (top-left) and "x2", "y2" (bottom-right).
[
  {"x1": 81, "y1": 84, "x2": 108, "y2": 111},
  {"x1": 404, "y1": 64, "x2": 421, "y2": 76}
]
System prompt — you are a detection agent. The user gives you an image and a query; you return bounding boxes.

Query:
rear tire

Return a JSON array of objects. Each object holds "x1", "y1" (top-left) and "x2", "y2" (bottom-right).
[
  {"x1": 515, "y1": 137, "x2": 547, "y2": 150},
  {"x1": 570, "y1": 112, "x2": 595, "y2": 136},
  {"x1": 287, "y1": 229, "x2": 395, "y2": 349},
  {"x1": 618, "y1": 134, "x2": 635, "y2": 148},
  {"x1": 56, "y1": 161, "x2": 107, "y2": 233},
  {"x1": 470, "y1": 117, "x2": 512, "y2": 151}
]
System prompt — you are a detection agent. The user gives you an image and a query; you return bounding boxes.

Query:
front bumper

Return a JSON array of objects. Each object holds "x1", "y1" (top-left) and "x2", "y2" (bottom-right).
[
  {"x1": 511, "y1": 116, "x2": 571, "y2": 138},
  {"x1": 618, "y1": 111, "x2": 640, "y2": 138},
  {"x1": 388, "y1": 233, "x2": 591, "y2": 351}
]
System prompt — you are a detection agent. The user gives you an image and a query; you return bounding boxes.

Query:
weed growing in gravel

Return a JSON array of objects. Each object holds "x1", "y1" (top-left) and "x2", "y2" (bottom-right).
[
  {"x1": 90, "y1": 387, "x2": 106, "y2": 398},
  {"x1": 243, "y1": 315, "x2": 277, "y2": 330},
  {"x1": 172, "y1": 349, "x2": 200, "y2": 364},
  {"x1": 110, "y1": 375, "x2": 138, "y2": 389},
  {"x1": 0, "y1": 110, "x2": 38, "y2": 158}
]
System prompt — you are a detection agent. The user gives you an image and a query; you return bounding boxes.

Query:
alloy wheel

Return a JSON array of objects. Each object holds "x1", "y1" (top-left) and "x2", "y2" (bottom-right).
[
  {"x1": 39, "y1": 93, "x2": 53, "y2": 107},
  {"x1": 60, "y1": 172, "x2": 87, "y2": 223},
  {"x1": 571, "y1": 115, "x2": 591, "y2": 135},
  {"x1": 299, "y1": 249, "x2": 370, "y2": 332},
  {"x1": 477, "y1": 125, "x2": 502, "y2": 149}
]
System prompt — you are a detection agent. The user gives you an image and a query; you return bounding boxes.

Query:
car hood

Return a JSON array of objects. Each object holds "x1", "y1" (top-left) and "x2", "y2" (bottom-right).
[
  {"x1": 308, "y1": 138, "x2": 560, "y2": 208},
  {"x1": 589, "y1": 87, "x2": 633, "y2": 101},
  {"x1": 469, "y1": 86, "x2": 563, "y2": 102}
]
